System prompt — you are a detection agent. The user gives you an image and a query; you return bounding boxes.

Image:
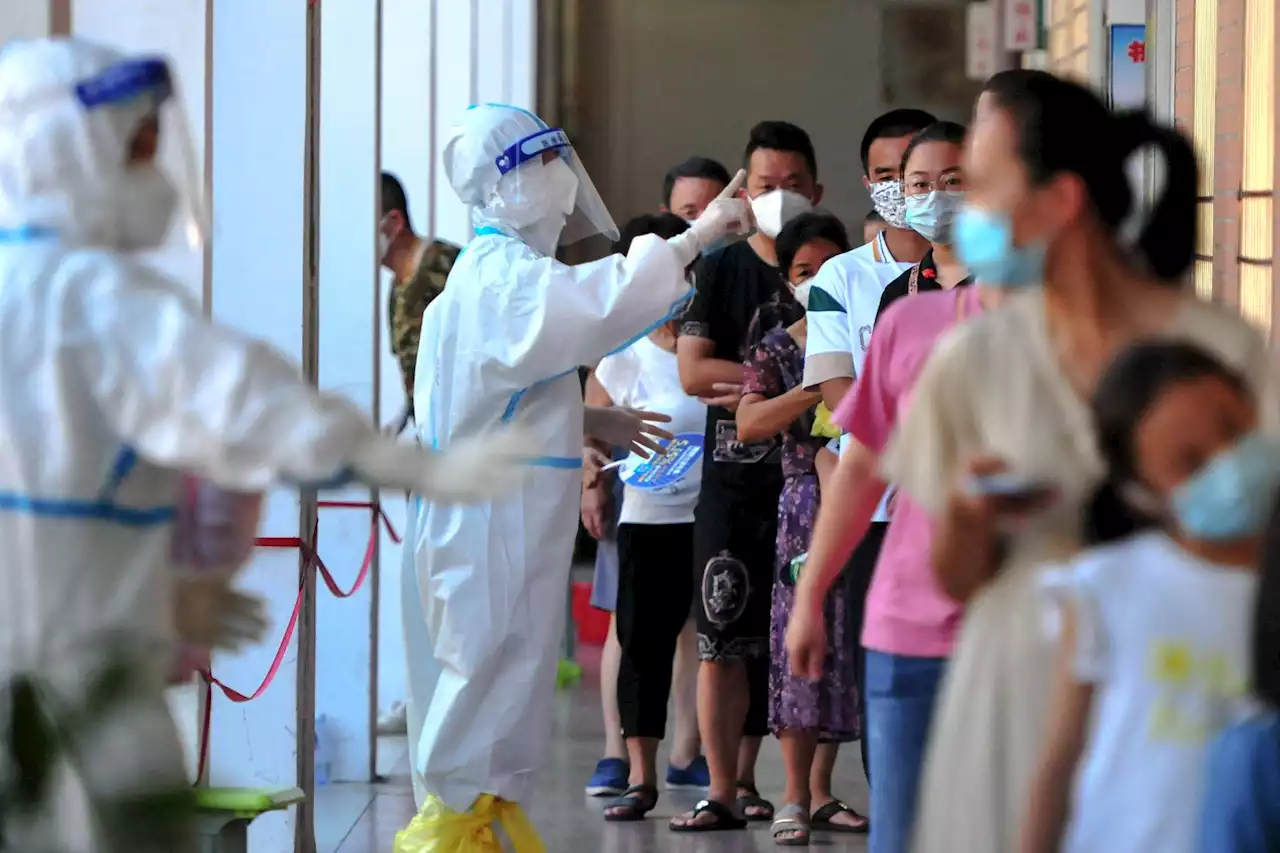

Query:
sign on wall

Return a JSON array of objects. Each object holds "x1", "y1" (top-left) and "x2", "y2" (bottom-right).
[
  {"x1": 1108, "y1": 23, "x2": 1147, "y2": 109},
  {"x1": 966, "y1": 2, "x2": 998, "y2": 80},
  {"x1": 1005, "y1": 0, "x2": 1038, "y2": 51}
]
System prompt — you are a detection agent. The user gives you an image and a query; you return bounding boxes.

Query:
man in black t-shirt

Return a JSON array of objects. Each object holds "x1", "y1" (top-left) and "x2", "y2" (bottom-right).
[{"x1": 673, "y1": 121, "x2": 823, "y2": 831}]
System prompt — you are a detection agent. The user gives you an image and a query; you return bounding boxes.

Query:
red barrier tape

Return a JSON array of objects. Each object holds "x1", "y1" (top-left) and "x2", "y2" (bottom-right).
[{"x1": 193, "y1": 500, "x2": 400, "y2": 785}]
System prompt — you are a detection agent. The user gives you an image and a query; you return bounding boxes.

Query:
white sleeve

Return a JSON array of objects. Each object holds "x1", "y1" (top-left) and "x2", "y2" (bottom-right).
[
  {"x1": 76, "y1": 264, "x2": 377, "y2": 492},
  {"x1": 489, "y1": 233, "x2": 691, "y2": 389},
  {"x1": 592, "y1": 351, "x2": 633, "y2": 409},
  {"x1": 1040, "y1": 560, "x2": 1109, "y2": 683},
  {"x1": 803, "y1": 262, "x2": 855, "y2": 389}
]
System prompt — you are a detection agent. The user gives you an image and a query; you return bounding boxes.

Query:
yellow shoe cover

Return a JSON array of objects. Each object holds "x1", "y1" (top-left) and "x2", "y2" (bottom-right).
[{"x1": 393, "y1": 793, "x2": 546, "y2": 853}]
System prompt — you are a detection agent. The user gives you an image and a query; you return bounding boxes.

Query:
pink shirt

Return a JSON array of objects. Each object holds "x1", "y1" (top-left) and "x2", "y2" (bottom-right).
[{"x1": 833, "y1": 286, "x2": 981, "y2": 658}]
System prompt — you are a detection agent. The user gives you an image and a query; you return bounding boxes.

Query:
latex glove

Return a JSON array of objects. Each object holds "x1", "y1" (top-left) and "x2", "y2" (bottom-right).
[
  {"x1": 584, "y1": 406, "x2": 674, "y2": 458},
  {"x1": 668, "y1": 169, "x2": 754, "y2": 266},
  {"x1": 349, "y1": 425, "x2": 538, "y2": 502},
  {"x1": 173, "y1": 574, "x2": 269, "y2": 652}
]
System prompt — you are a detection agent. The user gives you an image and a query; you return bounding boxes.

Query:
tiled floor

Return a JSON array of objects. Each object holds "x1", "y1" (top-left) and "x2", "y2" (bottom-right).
[{"x1": 316, "y1": 652, "x2": 870, "y2": 853}]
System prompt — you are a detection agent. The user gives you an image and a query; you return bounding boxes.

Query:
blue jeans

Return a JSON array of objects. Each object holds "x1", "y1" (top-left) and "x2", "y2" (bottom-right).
[{"x1": 865, "y1": 650, "x2": 947, "y2": 853}]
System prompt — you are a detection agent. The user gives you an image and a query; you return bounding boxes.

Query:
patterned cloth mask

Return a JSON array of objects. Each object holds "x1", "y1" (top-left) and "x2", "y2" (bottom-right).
[{"x1": 870, "y1": 180, "x2": 910, "y2": 229}]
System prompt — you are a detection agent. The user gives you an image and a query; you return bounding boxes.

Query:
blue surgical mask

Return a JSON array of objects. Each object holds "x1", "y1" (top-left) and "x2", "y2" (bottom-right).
[
  {"x1": 1170, "y1": 431, "x2": 1280, "y2": 541},
  {"x1": 905, "y1": 190, "x2": 965, "y2": 244},
  {"x1": 953, "y1": 204, "x2": 1046, "y2": 287}
]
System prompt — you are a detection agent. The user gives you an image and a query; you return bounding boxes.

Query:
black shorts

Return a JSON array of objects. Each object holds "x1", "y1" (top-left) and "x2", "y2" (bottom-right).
[{"x1": 692, "y1": 478, "x2": 781, "y2": 662}]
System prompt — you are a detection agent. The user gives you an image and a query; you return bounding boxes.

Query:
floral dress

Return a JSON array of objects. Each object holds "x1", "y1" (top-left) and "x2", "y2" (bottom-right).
[{"x1": 742, "y1": 326, "x2": 860, "y2": 739}]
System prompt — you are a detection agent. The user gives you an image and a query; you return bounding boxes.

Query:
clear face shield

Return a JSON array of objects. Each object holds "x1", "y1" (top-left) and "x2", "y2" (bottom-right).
[
  {"x1": 74, "y1": 56, "x2": 207, "y2": 251},
  {"x1": 493, "y1": 127, "x2": 619, "y2": 247}
]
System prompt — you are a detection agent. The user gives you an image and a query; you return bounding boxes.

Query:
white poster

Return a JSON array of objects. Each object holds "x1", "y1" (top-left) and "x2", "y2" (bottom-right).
[{"x1": 966, "y1": 2, "x2": 998, "y2": 80}]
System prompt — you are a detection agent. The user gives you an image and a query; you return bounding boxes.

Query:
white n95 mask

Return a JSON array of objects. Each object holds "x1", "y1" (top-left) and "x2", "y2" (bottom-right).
[
  {"x1": 751, "y1": 189, "x2": 812, "y2": 239},
  {"x1": 116, "y1": 165, "x2": 179, "y2": 250},
  {"x1": 792, "y1": 281, "x2": 812, "y2": 308}
]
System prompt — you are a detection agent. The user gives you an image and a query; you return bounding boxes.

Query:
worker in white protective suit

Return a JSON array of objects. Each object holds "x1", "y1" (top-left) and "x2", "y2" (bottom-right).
[
  {"x1": 396, "y1": 103, "x2": 752, "y2": 852},
  {"x1": 0, "y1": 39, "x2": 534, "y2": 853}
]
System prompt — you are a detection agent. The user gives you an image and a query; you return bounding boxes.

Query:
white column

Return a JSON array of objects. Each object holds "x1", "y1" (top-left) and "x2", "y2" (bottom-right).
[
  {"x1": 69, "y1": 0, "x2": 210, "y2": 784},
  {"x1": 209, "y1": 2, "x2": 311, "y2": 851},
  {"x1": 316, "y1": 0, "x2": 380, "y2": 784},
  {"x1": 374, "y1": 0, "x2": 431, "y2": 759},
  {"x1": 432, "y1": 1, "x2": 478, "y2": 245}
]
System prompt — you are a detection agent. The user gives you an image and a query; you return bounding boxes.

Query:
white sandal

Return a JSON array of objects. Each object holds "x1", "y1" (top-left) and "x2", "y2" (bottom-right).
[{"x1": 771, "y1": 803, "x2": 811, "y2": 847}]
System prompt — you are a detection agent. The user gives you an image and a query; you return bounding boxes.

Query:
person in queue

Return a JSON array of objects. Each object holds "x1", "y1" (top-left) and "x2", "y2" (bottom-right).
[
  {"x1": 862, "y1": 209, "x2": 887, "y2": 246},
  {"x1": 881, "y1": 69, "x2": 1273, "y2": 853},
  {"x1": 799, "y1": 108, "x2": 935, "y2": 789},
  {"x1": 737, "y1": 212, "x2": 868, "y2": 844},
  {"x1": 788, "y1": 120, "x2": 976, "y2": 853},
  {"x1": 0, "y1": 38, "x2": 534, "y2": 853},
  {"x1": 673, "y1": 120, "x2": 822, "y2": 833},
  {"x1": 1197, "y1": 489, "x2": 1280, "y2": 852},
  {"x1": 396, "y1": 104, "x2": 752, "y2": 850},
  {"x1": 1021, "y1": 342, "x2": 1271, "y2": 853},
  {"x1": 377, "y1": 171, "x2": 460, "y2": 436},
  {"x1": 592, "y1": 214, "x2": 711, "y2": 821},
  {"x1": 583, "y1": 157, "x2": 731, "y2": 798}
]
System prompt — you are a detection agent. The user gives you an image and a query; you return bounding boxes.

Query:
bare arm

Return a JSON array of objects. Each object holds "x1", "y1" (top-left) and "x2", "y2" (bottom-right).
[
  {"x1": 1019, "y1": 603, "x2": 1094, "y2": 853},
  {"x1": 677, "y1": 335, "x2": 744, "y2": 397},
  {"x1": 736, "y1": 388, "x2": 823, "y2": 443},
  {"x1": 819, "y1": 376, "x2": 853, "y2": 413},
  {"x1": 795, "y1": 440, "x2": 886, "y2": 615}
]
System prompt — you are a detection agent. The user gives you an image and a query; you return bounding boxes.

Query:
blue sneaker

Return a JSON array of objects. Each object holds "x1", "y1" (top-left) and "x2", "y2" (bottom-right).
[
  {"x1": 665, "y1": 754, "x2": 710, "y2": 790},
  {"x1": 585, "y1": 757, "x2": 629, "y2": 797}
]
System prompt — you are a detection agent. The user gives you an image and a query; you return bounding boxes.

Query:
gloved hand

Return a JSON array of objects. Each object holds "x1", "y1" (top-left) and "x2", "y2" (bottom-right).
[
  {"x1": 668, "y1": 169, "x2": 754, "y2": 266},
  {"x1": 349, "y1": 425, "x2": 539, "y2": 502},
  {"x1": 584, "y1": 406, "x2": 674, "y2": 458},
  {"x1": 173, "y1": 573, "x2": 269, "y2": 652}
]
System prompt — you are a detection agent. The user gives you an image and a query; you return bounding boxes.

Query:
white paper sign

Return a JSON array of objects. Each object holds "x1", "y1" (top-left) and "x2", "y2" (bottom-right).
[
  {"x1": 1005, "y1": 0, "x2": 1038, "y2": 51},
  {"x1": 967, "y1": 2, "x2": 999, "y2": 81}
]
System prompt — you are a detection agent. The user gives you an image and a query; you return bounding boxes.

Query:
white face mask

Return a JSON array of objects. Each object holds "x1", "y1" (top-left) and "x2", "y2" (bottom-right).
[
  {"x1": 751, "y1": 188, "x2": 812, "y2": 239},
  {"x1": 791, "y1": 281, "x2": 812, "y2": 309},
  {"x1": 869, "y1": 180, "x2": 909, "y2": 230},
  {"x1": 115, "y1": 165, "x2": 178, "y2": 250},
  {"x1": 498, "y1": 157, "x2": 581, "y2": 254}
]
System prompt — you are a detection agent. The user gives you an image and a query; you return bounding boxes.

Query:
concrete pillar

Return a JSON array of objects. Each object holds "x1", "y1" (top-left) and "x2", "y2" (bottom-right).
[{"x1": 316, "y1": 0, "x2": 381, "y2": 784}]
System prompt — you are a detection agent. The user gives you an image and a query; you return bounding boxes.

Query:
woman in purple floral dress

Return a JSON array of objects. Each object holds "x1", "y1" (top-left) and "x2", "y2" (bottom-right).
[{"x1": 737, "y1": 213, "x2": 865, "y2": 845}]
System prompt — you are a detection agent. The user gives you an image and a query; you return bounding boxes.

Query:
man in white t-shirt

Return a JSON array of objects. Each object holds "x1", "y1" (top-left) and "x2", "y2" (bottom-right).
[{"x1": 799, "y1": 108, "x2": 935, "y2": 790}]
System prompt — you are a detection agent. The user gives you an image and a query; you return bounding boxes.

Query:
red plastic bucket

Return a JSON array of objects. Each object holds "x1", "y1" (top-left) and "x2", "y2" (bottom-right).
[{"x1": 571, "y1": 581, "x2": 611, "y2": 646}]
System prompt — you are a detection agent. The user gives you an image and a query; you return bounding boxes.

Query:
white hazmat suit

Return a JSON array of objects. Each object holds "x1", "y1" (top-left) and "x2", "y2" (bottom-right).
[
  {"x1": 0, "y1": 39, "x2": 532, "y2": 853},
  {"x1": 398, "y1": 104, "x2": 749, "y2": 850}
]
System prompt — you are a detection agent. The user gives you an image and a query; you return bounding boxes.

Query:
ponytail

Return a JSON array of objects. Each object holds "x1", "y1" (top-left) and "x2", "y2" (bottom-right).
[
  {"x1": 1082, "y1": 478, "x2": 1159, "y2": 546},
  {"x1": 1110, "y1": 111, "x2": 1199, "y2": 281}
]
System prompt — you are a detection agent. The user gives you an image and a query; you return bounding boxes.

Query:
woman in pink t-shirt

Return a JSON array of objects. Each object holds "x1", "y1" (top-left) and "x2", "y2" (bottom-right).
[{"x1": 786, "y1": 123, "x2": 999, "y2": 853}]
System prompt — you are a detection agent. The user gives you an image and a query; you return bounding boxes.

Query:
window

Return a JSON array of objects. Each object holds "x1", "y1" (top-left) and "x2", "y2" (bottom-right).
[
  {"x1": 1047, "y1": 0, "x2": 1091, "y2": 81},
  {"x1": 1239, "y1": 0, "x2": 1275, "y2": 334},
  {"x1": 1191, "y1": 0, "x2": 1217, "y2": 301}
]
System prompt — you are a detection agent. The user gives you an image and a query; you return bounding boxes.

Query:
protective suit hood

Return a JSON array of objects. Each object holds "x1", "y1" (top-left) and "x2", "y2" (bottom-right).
[
  {"x1": 442, "y1": 103, "x2": 618, "y2": 255},
  {"x1": 0, "y1": 38, "x2": 196, "y2": 250}
]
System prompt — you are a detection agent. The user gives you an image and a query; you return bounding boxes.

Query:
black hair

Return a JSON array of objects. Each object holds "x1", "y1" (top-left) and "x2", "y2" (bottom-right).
[
  {"x1": 1085, "y1": 341, "x2": 1250, "y2": 545},
  {"x1": 662, "y1": 156, "x2": 732, "y2": 208},
  {"x1": 611, "y1": 212, "x2": 690, "y2": 256},
  {"x1": 380, "y1": 171, "x2": 412, "y2": 231},
  {"x1": 982, "y1": 69, "x2": 1198, "y2": 281},
  {"x1": 743, "y1": 121, "x2": 818, "y2": 181},
  {"x1": 899, "y1": 121, "x2": 968, "y2": 176},
  {"x1": 859, "y1": 108, "x2": 937, "y2": 176},
  {"x1": 1255, "y1": 497, "x2": 1280, "y2": 709},
  {"x1": 865, "y1": 210, "x2": 884, "y2": 224},
  {"x1": 775, "y1": 212, "x2": 851, "y2": 278}
]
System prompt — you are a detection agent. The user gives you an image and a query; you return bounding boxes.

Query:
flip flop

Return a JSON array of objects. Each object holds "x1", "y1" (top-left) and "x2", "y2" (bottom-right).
[
  {"x1": 736, "y1": 780, "x2": 775, "y2": 822},
  {"x1": 810, "y1": 799, "x2": 869, "y2": 834},
  {"x1": 771, "y1": 803, "x2": 811, "y2": 847},
  {"x1": 669, "y1": 799, "x2": 748, "y2": 833},
  {"x1": 604, "y1": 784, "x2": 658, "y2": 822}
]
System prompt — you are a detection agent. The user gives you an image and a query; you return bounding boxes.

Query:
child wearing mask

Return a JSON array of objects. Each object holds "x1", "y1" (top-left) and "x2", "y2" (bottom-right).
[
  {"x1": 737, "y1": 213, "x2": 867, "y2": 845},
  {"x1": 1196, "y1": 497, "x2": 1280, "y2": 851},
  {"x1": 1020, "y1": 341, "x2": 1274, "y2": 853}
]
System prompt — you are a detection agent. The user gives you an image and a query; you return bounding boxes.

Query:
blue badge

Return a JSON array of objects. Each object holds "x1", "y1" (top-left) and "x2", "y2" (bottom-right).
[{"x1": 620, "y1": 432, "x2": 704, "y2": 490}]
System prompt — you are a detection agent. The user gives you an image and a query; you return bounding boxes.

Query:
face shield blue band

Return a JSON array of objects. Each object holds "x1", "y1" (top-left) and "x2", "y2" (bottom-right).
[
  {"x1": 73, "y1": 57, "x2": 173, "y2": 111},
  {"x1": 494, "y1": 128, "x2": 570, "y2": 176}
]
